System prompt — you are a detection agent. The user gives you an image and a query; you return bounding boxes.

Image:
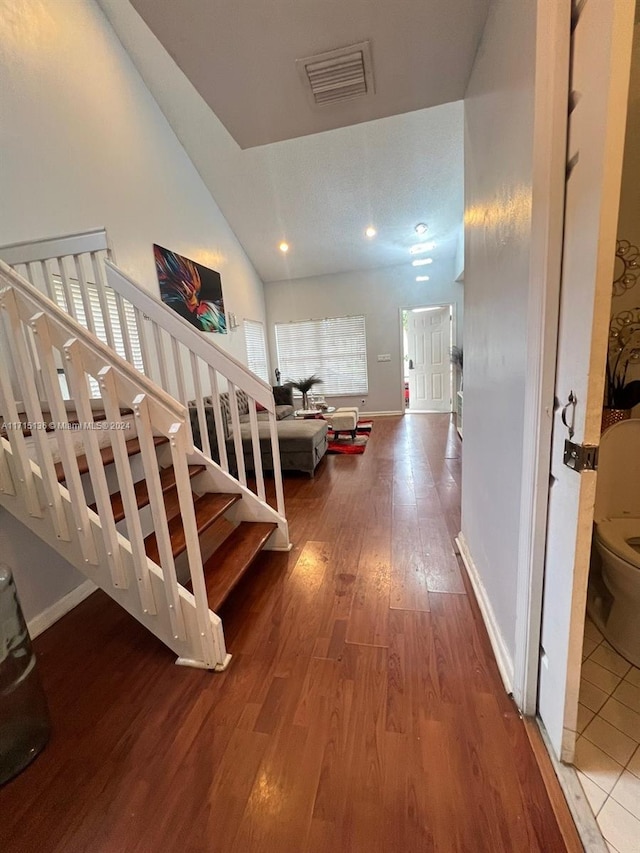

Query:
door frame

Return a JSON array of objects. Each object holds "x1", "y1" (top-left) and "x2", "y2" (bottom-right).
[
  {"x1": 514, "y1": 0, "x2": 635, "y2": 730},
  {"x1": 398, "y1": 302, "x2": 456, "y2": 415},
  {"x1": 511, "y1": 0, "x2": 572, "y2": 714}
]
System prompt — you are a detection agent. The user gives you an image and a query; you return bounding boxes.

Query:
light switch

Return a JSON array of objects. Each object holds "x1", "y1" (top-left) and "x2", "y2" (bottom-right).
[{"x1": 377, "y1": 354, "x2": 391, "y2": 362}]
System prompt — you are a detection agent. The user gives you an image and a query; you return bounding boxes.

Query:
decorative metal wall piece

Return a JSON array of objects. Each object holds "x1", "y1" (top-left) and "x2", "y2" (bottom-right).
[{"x1": 613, "y1": 239, "x2": 640, "y2": 296}]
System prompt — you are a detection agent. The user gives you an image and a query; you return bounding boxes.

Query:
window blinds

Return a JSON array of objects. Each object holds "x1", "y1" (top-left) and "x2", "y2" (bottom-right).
[
  {"x1": 275, "y1": 315, "x2": 368, "y2": 396},
  {"x1": 52, "y1": 277, "x2": 144, "y2": 373},
  {"x1": 244, "y1": 319, "x2": 269, "y2": 383},
  {"x1": 52, "y1": 276, "x2": 144, "y2": 398}
]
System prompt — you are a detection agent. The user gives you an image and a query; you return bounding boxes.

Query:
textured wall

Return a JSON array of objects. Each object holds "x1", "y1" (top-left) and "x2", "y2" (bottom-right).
[
  {"x1": 265, "y1": 262, "x2": 463, "y2": 414},
  {"x1": 0, "y1": 0, "x2": 267, "y2": 625},
  {"x1": 461, "y1": 0, "x2": 537, "y2": 665}
]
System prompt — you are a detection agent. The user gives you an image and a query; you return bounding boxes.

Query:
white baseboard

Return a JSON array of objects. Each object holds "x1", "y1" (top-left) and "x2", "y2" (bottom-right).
[
  {"x1": 456, "y1": 532, "x2": 514, "y2": 694},
  {"x1": 362, "y1": 410, "x2": 403, "y2": 417},
  {"x1": 28, "y1": 579, "x2": 97, "y2": 639}
]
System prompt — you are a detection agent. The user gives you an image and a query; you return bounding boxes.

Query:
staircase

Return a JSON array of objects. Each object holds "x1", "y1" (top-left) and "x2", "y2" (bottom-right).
[{"x1": 0, "y1": 230, "x2": 290, "y2": 670}]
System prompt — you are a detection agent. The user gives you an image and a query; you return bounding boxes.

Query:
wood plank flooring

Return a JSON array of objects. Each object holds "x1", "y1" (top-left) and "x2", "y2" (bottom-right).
[{"x1": 0, "y1": 415, "x2": 572, "y2": 852}]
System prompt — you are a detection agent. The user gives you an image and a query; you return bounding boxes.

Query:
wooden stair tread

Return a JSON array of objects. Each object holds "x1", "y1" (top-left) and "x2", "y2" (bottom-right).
[
  {"x1": 201, "y1": 522, "x2": 277, "y2": 612},
  {"x1": 144, "y1": 492, "x2": 241, "y2": 565},
  {"x1": 5, "y1": 408, "x2": 133, "y2": 438},
  {"x1": 55, "y1": 435, "x2": 168, "y2": 482},
  {"x1": 89, "y1": 464, "x2": 205, "y2": 522}
]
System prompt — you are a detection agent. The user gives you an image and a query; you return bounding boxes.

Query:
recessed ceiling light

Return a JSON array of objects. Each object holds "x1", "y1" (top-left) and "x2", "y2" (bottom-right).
[
  {"x1": 412, "y1": 258, "x2": 433, "y2": 267},
  {"x1": 415, "y1": 223, "x2": 428, "y2": 235},
  {"x1": 409, "y1": 242, "x2": 436, "y2": 255},
  {"x1": 365, "y1": 226, "x2": 377, "y2": 238},
  {"x1": 415, "y1": 275, "x2": 430, "y2": 282},
  {"x1": 279, "y1": 241, "x2": 289, "y2": 253}
]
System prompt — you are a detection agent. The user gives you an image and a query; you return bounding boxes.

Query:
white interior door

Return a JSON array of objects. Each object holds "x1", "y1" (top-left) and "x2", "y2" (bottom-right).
[
  {"x1": 406, "y1": 307, "x2": 451, "y2": 412},
  {"x1": 537, "y1": 0, "x2": 634, "y2": 761}
]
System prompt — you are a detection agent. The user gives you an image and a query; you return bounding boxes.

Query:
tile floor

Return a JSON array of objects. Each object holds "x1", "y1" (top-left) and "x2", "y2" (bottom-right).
[{"x1": 575, "y1": 617, "x2": 640, "y2": 853}]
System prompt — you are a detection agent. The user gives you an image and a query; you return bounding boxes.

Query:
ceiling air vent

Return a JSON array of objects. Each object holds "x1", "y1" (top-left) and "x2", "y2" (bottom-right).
[{"x1": 296, "y1": 41, "x2": 375, "y2": 107}]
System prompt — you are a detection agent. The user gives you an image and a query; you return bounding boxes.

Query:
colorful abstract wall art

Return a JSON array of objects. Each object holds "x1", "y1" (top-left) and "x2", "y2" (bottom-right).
[{"x1": 154, "y1": 244, "x2": 227, "y2": 333}]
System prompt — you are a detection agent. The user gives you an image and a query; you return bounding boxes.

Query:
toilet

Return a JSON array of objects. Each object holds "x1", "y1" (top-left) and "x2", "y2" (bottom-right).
[{"x1": 589, "y1": 419, "x2": 640, "y2": 667}]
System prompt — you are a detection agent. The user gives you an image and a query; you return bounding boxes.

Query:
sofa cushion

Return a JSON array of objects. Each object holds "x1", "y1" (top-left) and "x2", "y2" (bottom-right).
[{"x1": 219, "y1": 390, "x2": 250, "y2": 425}]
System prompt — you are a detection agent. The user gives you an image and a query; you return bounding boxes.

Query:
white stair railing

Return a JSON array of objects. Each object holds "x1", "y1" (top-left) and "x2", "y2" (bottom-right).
[
  {"x1": 0, "y1": 231, "x2": 286, "y2": 520},
  {"x1": 0, "y1": 260, "x2": 230, "y2": 668},
  {"x1": 104, "y1": 261, "x2": 286, "y2": 518}
]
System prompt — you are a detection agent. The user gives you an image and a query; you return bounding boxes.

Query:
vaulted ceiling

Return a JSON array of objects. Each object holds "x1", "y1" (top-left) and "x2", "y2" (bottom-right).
[
  {"x1": 99, "y1": 0, "x2": 486, "y2": 281},
  {"x1": 127, "y1": 0, "x2": 488, "y2": 149}
]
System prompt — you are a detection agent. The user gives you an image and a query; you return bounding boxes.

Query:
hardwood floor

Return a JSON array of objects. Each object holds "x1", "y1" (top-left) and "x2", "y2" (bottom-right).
[{"x1": 0, "y1": 415, "x2": 572, "y2": 852}]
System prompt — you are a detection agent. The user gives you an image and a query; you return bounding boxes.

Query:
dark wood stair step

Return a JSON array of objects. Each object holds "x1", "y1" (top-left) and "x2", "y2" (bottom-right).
[
  {"x1": 55, "y1": 435, "x2": 168, "y2": 482},
  {"x1": 201, "y1": 521, "x2": 277, "y2": 612},
  {"x1": 89, "y1": 464, "x2": 205, "y2": 523},
  {"x1": 144, "y1": 492, "x2": 241, "y2": 565}
]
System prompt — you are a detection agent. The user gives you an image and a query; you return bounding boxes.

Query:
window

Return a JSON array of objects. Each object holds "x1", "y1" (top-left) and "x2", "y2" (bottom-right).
[
  {"x1": 244, "y1": 319, "x2": 270, "y2": 383},
  {"x1": 275, "y1": 315, "x2": 368, "y2": 396},
  {"x1": 52, "y1": 276, "x2": 144, "y2": 396},
  {"x1": 53, "y1": 277, "x2": 143, "y2": 371}
]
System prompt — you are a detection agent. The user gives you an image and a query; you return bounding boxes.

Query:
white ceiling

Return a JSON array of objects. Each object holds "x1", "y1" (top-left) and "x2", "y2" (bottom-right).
[
  {"x1": 127, "y1": 0, "x2": 488, "y2": 149},
  {"x1": 99, "y1": 0, "x2": 469, "y2": 283}
]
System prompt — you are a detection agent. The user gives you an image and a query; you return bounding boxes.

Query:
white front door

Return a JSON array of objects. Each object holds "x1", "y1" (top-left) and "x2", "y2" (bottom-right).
[
  {"x1": 537, "y1": 0, "x2": 634, "y2": 761},
  {"x1": 406, "y1": 307, "x2": 451, "y2": 412}
]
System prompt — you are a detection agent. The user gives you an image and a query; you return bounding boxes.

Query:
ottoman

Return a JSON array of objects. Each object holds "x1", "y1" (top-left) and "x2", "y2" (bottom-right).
[
  {"x1": 327, "y1": 407, "x2": 359, "y2": 440},
  {"x1": 227, "y1": 417, "x2": 329, "y2": 476}
]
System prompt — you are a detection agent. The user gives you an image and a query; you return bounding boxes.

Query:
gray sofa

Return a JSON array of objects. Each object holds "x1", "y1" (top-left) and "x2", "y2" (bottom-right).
[{"x1": 189, "y1": 386, "x2": 328, "y2": 476}]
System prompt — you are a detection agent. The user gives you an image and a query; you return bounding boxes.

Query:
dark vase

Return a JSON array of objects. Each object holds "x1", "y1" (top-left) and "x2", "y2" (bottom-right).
[
  {"x1": 302, "y1": 392, "x2": 309, "y2": 410},
  {"x1": 0, "y1": 565, "x2": 51, "y2": 786}
]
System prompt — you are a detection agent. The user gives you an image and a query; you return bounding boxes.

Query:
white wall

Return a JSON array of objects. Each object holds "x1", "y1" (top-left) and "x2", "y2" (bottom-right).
[
  {"x1": 265, "y1": 262, "x2": 463, "y2": 414},
  {"x1": 461, "y1": 0, "x2": 537, "y2": 666},
  {"x1": 0, "y1": 0, "x2": 267, "y2": 625}
]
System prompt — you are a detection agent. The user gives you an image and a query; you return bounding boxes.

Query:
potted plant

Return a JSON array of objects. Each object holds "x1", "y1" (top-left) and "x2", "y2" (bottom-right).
[
  {"x1": 603, "y1": 308, "x2": 640, "y2": 431},
  {"x1": 284, "y1": 374, "x2": 324, "y2": 410},
  {"x1": 450, "y1": 346, "x2": 463, "y2": 390}
]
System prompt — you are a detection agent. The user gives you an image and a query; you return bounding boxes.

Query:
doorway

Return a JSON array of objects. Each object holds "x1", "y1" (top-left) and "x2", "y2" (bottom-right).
[{"x1": 401, "y1": 304, "x2": 454, "y2": 413}]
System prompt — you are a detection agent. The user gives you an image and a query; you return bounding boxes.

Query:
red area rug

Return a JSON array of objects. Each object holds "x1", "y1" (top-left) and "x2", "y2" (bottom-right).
[{"x1": 327, "y1": 420, "x2": 372, "y2": 455}]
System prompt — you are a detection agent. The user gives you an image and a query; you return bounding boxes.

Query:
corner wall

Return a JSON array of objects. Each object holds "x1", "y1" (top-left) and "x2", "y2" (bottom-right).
[
  {"x1": 461, "y1": 0, "x2": 537, "y2": 672},
  {"x1": 0, "y1": 0, "x2": 266, "y2": 626},
  {"x1": 264, "y1": 262, "x2": 463, "y2": 414}
]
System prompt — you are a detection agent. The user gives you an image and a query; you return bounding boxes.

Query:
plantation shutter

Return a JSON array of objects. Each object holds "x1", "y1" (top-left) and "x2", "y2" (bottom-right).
[
  {"x1": 52, "y1": 278, "x2": 143, "y2": 370},
  {"x1": 52, "y1": 277, "x2": 144, "y2": 396},
  {"x1": 244, "y1": 319, "x2": 270, "y2": 383},
  {"x1": 275, "y1": 315, "x2": 368, "y2": 396}
]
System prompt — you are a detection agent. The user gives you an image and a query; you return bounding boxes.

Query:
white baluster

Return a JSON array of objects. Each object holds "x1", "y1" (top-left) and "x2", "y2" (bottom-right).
[
  {"x1": 247, "y1": 398, "x2": 266, "y2": 501},
  {"x1": 90, "y1": 251, "x2": 116, "y2": 351},
  {"x1": 152, "y1": 322, "x2": 169, "y2": 392},
  {"x1": 0, "y1": 434, "x2": 15, "y2": 496},
  {"x1": 190, "y1": 351, "x2": 211, "y2": 458},
  {"x1": 114, "y1": 291, "x2": 135, "y2": 365},
  {"x1": 2, "y1": 291, "x2": 68, "y2": 538},
  {"x1": 208, "y1": 367, "x2": 228, "y2": 472},
  {"x1": 63, "y1": 338, "x2": 126, "y2": 587},
  {"x1": 72, "y1": 254, "x2": 97, "y2": 336},
  {"x1": 133, "y1": 306, "x2": 152, "y2": 378},
  {"x1": 38, "y1": 260, "x2": 57, "y2": 303},
  {"x1": 98, "y1": 366, "x2": 156, "y2": 614},
  {"x1": 269, "y1": 410, "x2": 286, "y2": 516},
  {"x1": 32, "y1": 314, "x2": 98, "y2": 565},
  {"x1": 171, "y1": 337, "x2": 186, "y2": 404},
  {"x1": 227, "y1": 381, "x2": 246, "y2": 487},
  {"x1": 132, "y1": 393, "x2": 185, "y2": 640},
  {"x1": 56, "y1": 256, "x2": 77, "y2": 321},
  {"x1": 168, "y1": 422, "x2": 216, "y2": 666}
]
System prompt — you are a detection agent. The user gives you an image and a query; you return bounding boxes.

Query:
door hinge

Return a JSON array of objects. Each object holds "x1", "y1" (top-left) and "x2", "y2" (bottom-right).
[{"x1": 563, "y1": 439, "x2": 598, "y2": 472}]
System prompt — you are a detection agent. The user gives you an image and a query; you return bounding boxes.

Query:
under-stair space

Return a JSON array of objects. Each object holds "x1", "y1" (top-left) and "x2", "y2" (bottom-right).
[{"x1": 0, "y1": 230, "x2": 290, "y2": 669}]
